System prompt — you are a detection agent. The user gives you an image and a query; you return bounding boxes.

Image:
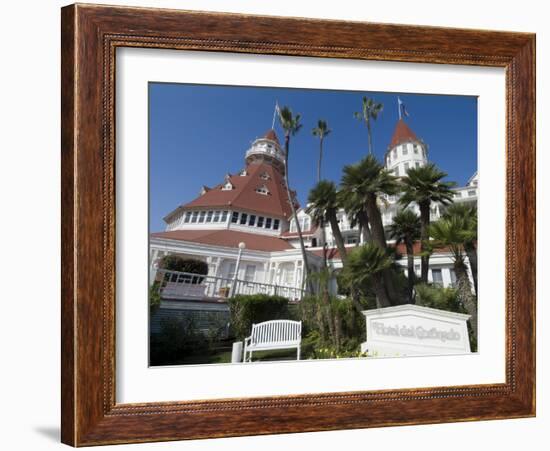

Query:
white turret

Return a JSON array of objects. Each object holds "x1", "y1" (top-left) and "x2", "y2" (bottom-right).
[
  {"x1": 384, "y1": 119, "x2": 427, "y2": 177},
  {"x1": 245, "y1": 129, "x2": 286, "y2": 175}
]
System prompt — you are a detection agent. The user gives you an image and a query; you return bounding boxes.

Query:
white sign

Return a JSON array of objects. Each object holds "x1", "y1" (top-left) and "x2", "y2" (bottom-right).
[{"x1": 361, "y1": 305, "x2": 472, "y2": 357}]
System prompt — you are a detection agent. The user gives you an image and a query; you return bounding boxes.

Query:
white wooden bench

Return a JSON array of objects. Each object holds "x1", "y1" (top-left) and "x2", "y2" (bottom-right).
[{"x1": 243, "y1": 320, "x2": 302, "y2": 362}]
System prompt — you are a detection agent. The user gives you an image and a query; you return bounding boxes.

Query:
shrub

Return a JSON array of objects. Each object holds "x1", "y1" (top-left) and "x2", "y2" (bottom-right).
[
  {"x1": 159, "y1": 255, "x2": 208, "y2": 283},
  {"x1": 414, "y1": 283, "x2": 465, "y2": 314},
  {"x1": 228, "y1": 294, "x2": 290, "y2": 340},
  {"x1": 149, "y1": 316, "x2": 209, "y2": 365},
  {"x1": 149, "y1": 281, "x2": 161, "y2": 312}
]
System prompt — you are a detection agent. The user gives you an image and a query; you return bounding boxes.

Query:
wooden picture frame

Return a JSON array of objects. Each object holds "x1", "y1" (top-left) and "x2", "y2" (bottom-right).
[{"x1": 61, "y1": 3, "x2": 535, "y2": 446}]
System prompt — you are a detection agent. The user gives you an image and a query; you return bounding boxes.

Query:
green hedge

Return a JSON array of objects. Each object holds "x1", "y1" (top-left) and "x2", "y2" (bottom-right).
[
  {"x1": 228, "y1": 294, "x2": 290, "y2": 340},
  {"x1": 414, "y1": 283, "x2": 465, "y2": 313}
]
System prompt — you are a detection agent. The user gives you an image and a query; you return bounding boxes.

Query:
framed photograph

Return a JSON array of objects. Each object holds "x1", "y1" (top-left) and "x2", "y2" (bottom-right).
[{"x1": 61, "y1": 3, "x2": 535, "y2": 446}]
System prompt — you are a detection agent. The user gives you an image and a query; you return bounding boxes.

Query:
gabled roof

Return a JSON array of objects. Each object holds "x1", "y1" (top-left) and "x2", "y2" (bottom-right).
[
  {"x1": 178, "y1": 161, "x2": 296, "y2": 218},
  {"x1": 151, "y1": 229, "x2": 293, "y2": 252},
  {"x1": 389, "y1": 119, "x2": 419, "y2": 149}
]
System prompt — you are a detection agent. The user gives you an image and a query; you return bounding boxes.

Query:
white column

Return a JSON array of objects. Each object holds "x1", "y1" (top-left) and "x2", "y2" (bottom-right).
[
  {"x1": 442, "y1": 267, "x2": 453, "y2": 288},
  {"x1": 149, "y1": 248, "x2": 159, "y2": 285}
]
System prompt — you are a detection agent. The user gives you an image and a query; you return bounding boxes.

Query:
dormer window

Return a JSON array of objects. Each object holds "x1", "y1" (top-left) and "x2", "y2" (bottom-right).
[
  {"x1": 259, "y1": 171, "x2": 271, "y2": 181},
  {"x1": 255, "y1": 184, "x2": 270, "y2": 195},
  {"x1": 221, "y1": 174, "x2": 234, "y2": 191}
]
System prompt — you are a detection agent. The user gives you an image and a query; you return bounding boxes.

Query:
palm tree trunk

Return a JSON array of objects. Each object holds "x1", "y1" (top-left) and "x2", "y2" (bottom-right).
[
  {"x1": 365, "y1": 194, "x2": 386, "y2": 249},
  {"x1": 357, "y1": 210, "x2": 373, "y2": 243},
  {"x1": 419, "y1": 201, "x2": 431, "y2": 283},
  {"x1": 328, "y1": 213, "x2": 347, "y2": 264},
  {"x1": 405, "y1": 241, "x2": 415, "y2": 303},
  {"x1": 367, "y1": 121, "x2": 373, "y2": 155},
  {"x1": 283, "y1": 134, "x2": 313, "y2": 294},
  {"x1": 455, "y1": 258, "x2": 477, "y2": 340},
  {"x1": 320, "y1": 220, "x2": 328, "y2": 269},
  {"x1": 364, "y1": 194, "x2": 400, "y2": 305},
  {"x1": 372, "y1": 276, "x2": 391, "y2": 308},
  {"x1": 317, "y1": 138, "x2": 323, "y2": 182},
  {"x1": 464, "y1": 241, "x2": 478, "y2": 296}
]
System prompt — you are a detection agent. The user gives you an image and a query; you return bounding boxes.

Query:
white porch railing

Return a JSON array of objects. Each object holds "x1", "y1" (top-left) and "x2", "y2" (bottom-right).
[{"x1": 155, "y1": 269, "x2": 305, "y2": 301}]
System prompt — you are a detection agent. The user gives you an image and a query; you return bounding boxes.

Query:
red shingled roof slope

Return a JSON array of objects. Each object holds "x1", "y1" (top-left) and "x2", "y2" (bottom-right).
[
  {"x1": 389, "y1": 119, "x2": 418, "y2": 148},
  {"x1": 151, "y1": 229, "x2": 293, "y2": 252},
  {"x1": 182, "y1": 161, "x2": 295, "y2": 218}
]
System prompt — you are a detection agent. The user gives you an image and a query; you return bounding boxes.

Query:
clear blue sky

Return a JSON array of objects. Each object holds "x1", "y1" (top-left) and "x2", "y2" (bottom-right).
[{"x1": 149, "y1": 83, "x2": 477, "y2": 232}]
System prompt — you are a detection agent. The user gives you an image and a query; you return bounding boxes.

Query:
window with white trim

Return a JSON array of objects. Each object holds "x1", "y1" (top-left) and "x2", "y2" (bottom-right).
[
  {"x1": 221, "y1": 211, "x2": 228, "y2": 222},
  {"x1": 213, "y1": 210, "x2": 221, "y2": 222},
  {"x1": 290, "y1": 219, "x2": 297, "y2": 233},
  {"x1": 184, "y1": 211, "x2": 192, "y2": 223},
  {"x1": 227, "y1": 263, "x2": 236, "y2": 279},
  {"x1": 248, "y1": 215, "x2": 256, "y2": 226},
  {"x1": 449, "y1": 268, "x2": 457, "y2": 287},
  {"x1": 240, "y1": 213, "x2": 248, "y2": 225},
  {"x1": 231, "y1": 211, "x2": 239, "y2": 223},
  {"x1": 257, "y1": 216, "x2": 265, "y2": 227},
  {"x1": 206, "y1": 211, "x2": 213, "y2": 222},
  {"x1": 273, "y1": 219, "x2": 280, "y2": 230},
  {"x1": 198, "y1": 211, "x2": 206, "y2": 223},
  {"x1": 244, "y1": 265, "x2": 256, "y2": 282},
  {"x1": 431, "y1": 268, "x2": 443, "y2": 286},
  {"x1": 191, "y1": 211, "x2": 199, "y2": 223},
  {"x1": 265, "y1": 217, "x2": 272, "y2": 229}
]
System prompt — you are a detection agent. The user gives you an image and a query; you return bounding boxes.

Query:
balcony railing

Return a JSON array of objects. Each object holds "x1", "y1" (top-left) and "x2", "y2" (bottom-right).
[{"x1": 154, "y1": 269, "x2": 305, "y2": 302}]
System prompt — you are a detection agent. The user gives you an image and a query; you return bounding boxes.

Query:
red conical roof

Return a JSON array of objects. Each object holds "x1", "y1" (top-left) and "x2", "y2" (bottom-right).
[
  {"x1": 389, "y1": 119, "x2": 418, "y2": 148},
  {"x1": 263, "y1": 129, "x2": 280, "y2": 144}
]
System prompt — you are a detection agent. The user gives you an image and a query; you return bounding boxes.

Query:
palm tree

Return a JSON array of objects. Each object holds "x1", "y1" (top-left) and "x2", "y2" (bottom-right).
[
  {"x1": 338, "y1": 190, "x2": 372, "y2": 244},
  {"x1": 307, "y1": 181, "x2": 347, "y2": 266},
  {"x1": 311, "y1": 121, "x2": 332, "y2": 267},
  {"x1": 340, "y1": 155, "x2": 401, "y2": 305},
  {"x1": 389, "y1": 209, "x2": 421, "y2": 303},
  {"x1": 277, "y1": 106, "x2": 312, "y2": 293},
  {"x1": 340, "y1": 155, "x2": 399, "y2": 250},
  {"x1": 354, "y1": 96, "x2": 383, "y2": 155},
  {"x1": 340, "y1": 243, "x2": 393, "y2": 308},
  {"x1": 429, "y1": 217, "x2": 478, "y2": 338},
  {"x1": 443, "y1": 203, "x2": 478, "y2": 295},
  {"x1": 312, "y1": 120, "x2": 331, "y2": 182},
  {"x1": 400, "y1": 163, "x2": 455, "y2": 283}
]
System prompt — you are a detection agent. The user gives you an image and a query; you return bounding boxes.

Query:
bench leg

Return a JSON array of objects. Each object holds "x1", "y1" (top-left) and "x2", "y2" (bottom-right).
[{"x1": 297, "y1": 345, "x2": 301, "y2": 361}]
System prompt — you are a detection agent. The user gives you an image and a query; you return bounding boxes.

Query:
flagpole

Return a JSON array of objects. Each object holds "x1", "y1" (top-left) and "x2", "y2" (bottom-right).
[
  {"x1": 398, "y1": 97, "x2": 402, "y2": 120},
  {"x1": 271, "y1": 101, "x2": 279, "y2": 130}
]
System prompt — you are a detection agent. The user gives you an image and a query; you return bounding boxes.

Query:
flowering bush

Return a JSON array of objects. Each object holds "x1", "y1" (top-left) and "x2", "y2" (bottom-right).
[{"x1": 310, "y1": 346, "x2": 368, "y2": 360}]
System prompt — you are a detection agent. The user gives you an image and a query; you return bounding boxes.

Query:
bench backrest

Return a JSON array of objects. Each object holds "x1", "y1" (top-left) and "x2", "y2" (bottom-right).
[{"x1": 250, "y1": 320, "x2": 302, "y2": 345}]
